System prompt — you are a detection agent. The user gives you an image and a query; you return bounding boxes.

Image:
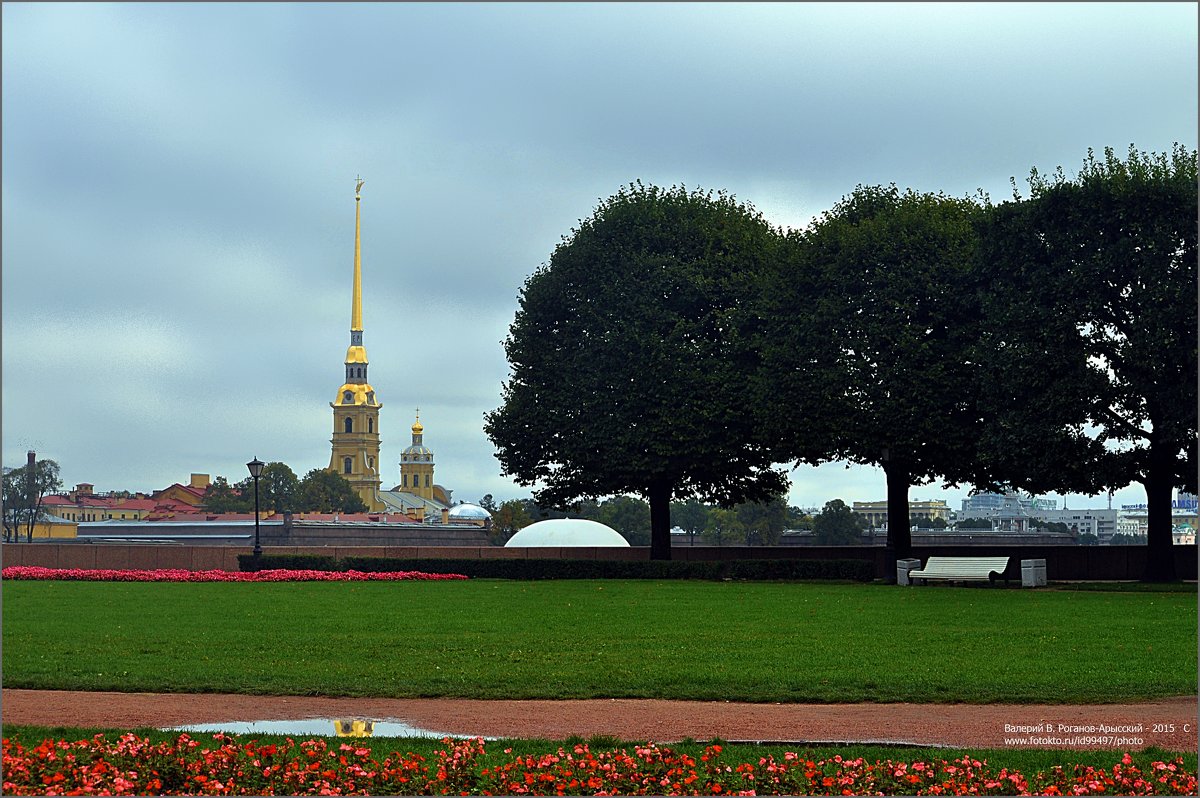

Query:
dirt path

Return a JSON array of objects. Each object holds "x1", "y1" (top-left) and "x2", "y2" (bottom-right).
[{"x1": 3, "y1": 690, "x2": 1195, "y2": 751}]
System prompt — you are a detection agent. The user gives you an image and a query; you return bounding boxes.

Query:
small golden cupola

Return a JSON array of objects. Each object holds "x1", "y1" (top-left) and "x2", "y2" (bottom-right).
[
  {"x1": 400, "y1": 410, "x2": 435, "y2": 500},
  {"x1": 328, "y1": 176, "x2": 384, "y2": 511}
]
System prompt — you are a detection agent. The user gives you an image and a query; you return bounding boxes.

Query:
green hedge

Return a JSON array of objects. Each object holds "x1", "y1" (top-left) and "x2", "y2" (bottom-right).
[
  {"x1": 238, "y1": 553, "x2": 873, "y2": 581},
  {"x1": 239, "y1": 553, "x2": 338, "y2": 572}
]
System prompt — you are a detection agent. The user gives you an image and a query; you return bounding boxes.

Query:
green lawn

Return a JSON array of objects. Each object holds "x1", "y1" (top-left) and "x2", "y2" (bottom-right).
[{"x1": 2, "y1": 580, "x2": 1195, "y2": 703}]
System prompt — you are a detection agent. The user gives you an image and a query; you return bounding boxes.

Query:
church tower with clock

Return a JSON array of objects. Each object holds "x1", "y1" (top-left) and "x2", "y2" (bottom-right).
[{"x1": 328, "y1": 177, "x2": 384, "y2": 511}]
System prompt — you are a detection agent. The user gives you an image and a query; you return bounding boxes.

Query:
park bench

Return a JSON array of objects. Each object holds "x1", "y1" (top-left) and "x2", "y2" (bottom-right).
[{"x1": 907, "y1": 556, "x2": 1011, "y2": 586}]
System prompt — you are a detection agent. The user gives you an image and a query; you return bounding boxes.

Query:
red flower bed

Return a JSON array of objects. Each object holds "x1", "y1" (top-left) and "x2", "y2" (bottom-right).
[
  {"x1": 2, "y1": 735, "x2": 1194, "y2": 796},
  {"x1": 1, "y1": 566, "x2": 467, "y2": 582}
]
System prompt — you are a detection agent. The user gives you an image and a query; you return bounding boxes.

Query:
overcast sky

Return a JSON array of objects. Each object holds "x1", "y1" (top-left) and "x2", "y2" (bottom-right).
[{"x1": 3, "y1": 3, "x2": 1195, "y2": 512}]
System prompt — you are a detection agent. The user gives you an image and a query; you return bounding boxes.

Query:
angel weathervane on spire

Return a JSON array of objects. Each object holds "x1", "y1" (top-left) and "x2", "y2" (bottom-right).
[{"x1": 355, "y1": 175, "x2": 365, "y2": 197}]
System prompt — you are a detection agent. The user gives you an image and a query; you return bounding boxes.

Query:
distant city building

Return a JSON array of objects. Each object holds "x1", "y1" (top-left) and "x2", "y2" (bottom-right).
[
  {"x1": 960, "y1": 490, "x2": 1057, "y2": 517},
  {"x1": 152, "y1": 474, "x2": 210, "y2": 508},
  {"x1": 851, "y1": 500, "x2": 950, "y2": 529},
  {"x1": 44, "y1": 483, "x2": 162, "y2": 523},
  {"x1": 1116, "y1": 490, "x2": 1198, "y2": 544},
  {"x1": 1035, "y1": 508, "x2": 1117, "y2": 540}
]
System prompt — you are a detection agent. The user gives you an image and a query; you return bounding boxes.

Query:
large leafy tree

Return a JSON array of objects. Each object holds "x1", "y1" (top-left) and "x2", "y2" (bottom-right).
[
  {"x1": 2, "y1": 456, "x2": 63, "y2": 542},
  {"x1": 299, "y1": 468, "x2": 368, "y2": 513},
  {"x1": 969, "y1": 196, "x2": 1112, "y2": 502},
  {"x1": 597, "y1": 495, "x2": 651, "y2": 546},
  {"x1": 763, "y1": 186, "x2": 985, "y2": 561},
  {"x1": 257, "y1": 462, "x2": 301, "y2": 514},
  {"x1": 701, "y1": 507, "x2": 743, "y2": 546},
  {"x1": 671, "y1": 498, "x2": 710, "y2": 546},
  {"x1": 735, "y1": 494, "x2": 790, "y2": 545},
  {"x1": 811, "y1": 498, "x2": 866, "y2": 545},
  {"x1": 485, "y1": 183, "x2": 788, "y2": 559},
  {"x1": 202, "y1": 476, "x2": 251, "y2": 513},
  {"x1": 488, "y1": 499, "x2": 532, "y2": 544},
  {"x1": 989, "y1": 144, "x2": 1197, "y2": 581}
]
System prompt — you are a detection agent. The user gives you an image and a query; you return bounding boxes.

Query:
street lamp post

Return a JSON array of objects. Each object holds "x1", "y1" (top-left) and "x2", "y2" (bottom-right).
[{"x1": 247, "y1": 457, "x2": 265, "y2": 557}]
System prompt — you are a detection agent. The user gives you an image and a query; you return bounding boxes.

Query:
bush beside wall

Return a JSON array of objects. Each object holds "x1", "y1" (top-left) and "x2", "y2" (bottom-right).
[{"x1": 238, "y1": 553, "x2": 873, "y2": 581}]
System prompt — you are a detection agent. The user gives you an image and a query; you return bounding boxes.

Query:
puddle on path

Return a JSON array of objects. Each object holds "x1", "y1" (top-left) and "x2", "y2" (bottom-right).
[{"x1": 164, "y1": 718, "x2": 490, "y2": 739}]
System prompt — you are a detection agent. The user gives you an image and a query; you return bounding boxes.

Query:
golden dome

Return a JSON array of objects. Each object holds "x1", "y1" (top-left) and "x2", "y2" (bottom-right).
[
  {"x1": 332, "y1": 382, "x2": 380, "y2": 406},
  {"x1": 344, "y1": 345, "x2": 368, "y2": 364},
  {"x1": 412, "y1": 417, "x2": 424, "y2": 435}
]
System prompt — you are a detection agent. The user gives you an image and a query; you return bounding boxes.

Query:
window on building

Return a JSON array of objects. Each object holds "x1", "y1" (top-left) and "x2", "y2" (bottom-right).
[
  {"x1": 344, "y1": 417, "x2": 353, "y2": 434},
  {"x1": 344, "y1": 390, "x2": 353, "y2": 402},
  {"x1": 344, "y1": 457, "x2": 353, "y2": 474},
  {"x1": 425, "y1": 474, "x2": 431, "y2": 488},
  {"x1": 368, "y1": 456, "x2": 374, "y2": 469},
  {"x1": 368, "y1": 418, "x2": 374, "y2": 433},
  {"x1": 402, "y1": 474, "x2": 408, "y2": 487}
]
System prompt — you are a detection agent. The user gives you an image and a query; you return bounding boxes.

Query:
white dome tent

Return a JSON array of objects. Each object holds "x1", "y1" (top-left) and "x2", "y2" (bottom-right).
[{"x1": 505, "y1": 518, "x2": 630, "y2": 547}]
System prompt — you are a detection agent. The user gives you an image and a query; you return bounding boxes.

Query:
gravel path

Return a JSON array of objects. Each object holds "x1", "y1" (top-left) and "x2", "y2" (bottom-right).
[{"x1": 4, "y1": 690, "x2": 1195, "y2": 751}]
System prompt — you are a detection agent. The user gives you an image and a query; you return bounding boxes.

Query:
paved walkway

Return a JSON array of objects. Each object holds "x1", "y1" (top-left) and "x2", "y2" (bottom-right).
[{"x1": 4, "y1": 690, "x2": 1196, "y2": 751}]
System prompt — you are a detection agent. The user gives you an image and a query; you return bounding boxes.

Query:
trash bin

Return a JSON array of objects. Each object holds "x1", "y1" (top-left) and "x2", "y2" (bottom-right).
[
  {"x1": 897, "y1": 558, "x2": 922, "y2": 586},
  {"x1": 1021, "y1": 558, "x2": 1046, "y2": 587}
]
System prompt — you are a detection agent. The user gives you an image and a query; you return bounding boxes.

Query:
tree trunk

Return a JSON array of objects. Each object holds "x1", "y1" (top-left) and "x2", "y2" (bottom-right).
[
  {"x1": 883, "y1": 461, "x2": 912, "y2": 568},
  {"x1": 24, "y1": 452, "x2": 35, "y2": 543},
  {"x1": 647, "y1": 482, "x2": 673, "y2": 561},
  {"x1": 1141, "y1": 434, "x2": 1178, "y2": 582}
]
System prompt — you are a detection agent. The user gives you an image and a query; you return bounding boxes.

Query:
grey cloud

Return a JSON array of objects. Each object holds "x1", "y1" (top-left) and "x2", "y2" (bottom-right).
[{"x1": 3, "y1": 2, "x2": 1194, "y2": 511}]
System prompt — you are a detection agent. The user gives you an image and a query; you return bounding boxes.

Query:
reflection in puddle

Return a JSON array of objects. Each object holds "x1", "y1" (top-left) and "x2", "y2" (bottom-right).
[{"x1": 165, "y1": 717, "x2": 488, "y2": 739}]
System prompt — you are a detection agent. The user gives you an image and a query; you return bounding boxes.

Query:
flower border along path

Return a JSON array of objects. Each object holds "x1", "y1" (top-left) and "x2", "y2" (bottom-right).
[
  {"x1": 2, "y1": 734, "x2": 1196, "y2": 795},
  {"x1": 0, "y1": 566, "x2": 466, "y2": 582}
]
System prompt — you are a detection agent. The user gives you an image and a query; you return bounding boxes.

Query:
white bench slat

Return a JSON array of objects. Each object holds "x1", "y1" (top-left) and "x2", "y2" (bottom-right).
[{"x1": 909, "y1": 556, "x2": 1011, "y2": 584}]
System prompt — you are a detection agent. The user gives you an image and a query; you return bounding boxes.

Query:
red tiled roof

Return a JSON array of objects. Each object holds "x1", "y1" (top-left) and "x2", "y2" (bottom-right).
[
  {"x1": 42, "y1": 495, "x2": 75, "y2": 506},
  {"x1": 77, "y1": 496, "x2": 117, "y2": 508},
  {"x1": 112, "y1": 498, "x2": 157, "y2": 510},
  {"x1": 152, "y1": 483, "x2": 208, "y2": 500}
]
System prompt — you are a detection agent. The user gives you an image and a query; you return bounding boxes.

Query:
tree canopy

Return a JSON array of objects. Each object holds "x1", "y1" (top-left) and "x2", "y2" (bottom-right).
[
  {"x1": 986, "y1": 144, "x2": 1197, "y2": 580},
  {"x1": 811, "y1": 499, "x2": 866, "y2": 545},
  {"x1": 298, "y1": 468, "x2": 368, "y2": 514},
  {"x1": 485, "y1": 147, "x2": 1194, "y2": 577},
  {"x1": 485, "y1": 182, "x2": 787, "y2": 559},
  {"x1": 258, "y1": 462, "x2": 301, "y2": 514},
  {"x1": 487, "y1": 499, "x2": 532, "y2": 544},
  {"x1": 2, "y1": 456, "x2": 63, "y2": 542},
  {"x1": 202, "y1": 476, "x2": 248, "y2": 513},
  {"x1": 203, "y1": 464, "x2": 365, "y2": 515},
  {"x1": 763, "y1": 185, "x2": 985, "y2": 559}
]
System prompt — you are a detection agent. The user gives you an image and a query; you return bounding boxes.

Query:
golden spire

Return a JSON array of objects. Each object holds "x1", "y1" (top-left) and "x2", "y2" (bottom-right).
[
  {"x1": 335, "y1": 175, "x2": 375, "y2": 405},
  {"x1": 351, "y1": 175, "x2": 364, "y2": 332}
]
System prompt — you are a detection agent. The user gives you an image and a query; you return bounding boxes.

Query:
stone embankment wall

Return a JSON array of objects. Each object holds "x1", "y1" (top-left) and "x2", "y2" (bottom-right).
[{"x1": 2, "y1": 543, "x2": 1195, "y2": 580}]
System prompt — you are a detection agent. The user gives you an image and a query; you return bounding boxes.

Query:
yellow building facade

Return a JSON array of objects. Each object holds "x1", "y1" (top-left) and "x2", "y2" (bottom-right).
[
  {"x1": 9, "y1": 514, "x2": 79, "y2": 539},
  {"x1": 851, "y1": 499, "x2": 951, "y2": 529},
  {"x1": 399, "y1": 414, "x2": 436, "y2": 500},
  {"x1": 328, "y1": 177, "x2": 385, "y2": 512}
]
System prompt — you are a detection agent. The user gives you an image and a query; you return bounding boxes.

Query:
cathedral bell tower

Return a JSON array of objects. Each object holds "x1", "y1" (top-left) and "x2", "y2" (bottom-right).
[
  {"x1": 400, "y1": 411, "x2": 436, "y2": 500},
  {"x1": 328, "y1": 177, "x2": 384, "y2": 511}
]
